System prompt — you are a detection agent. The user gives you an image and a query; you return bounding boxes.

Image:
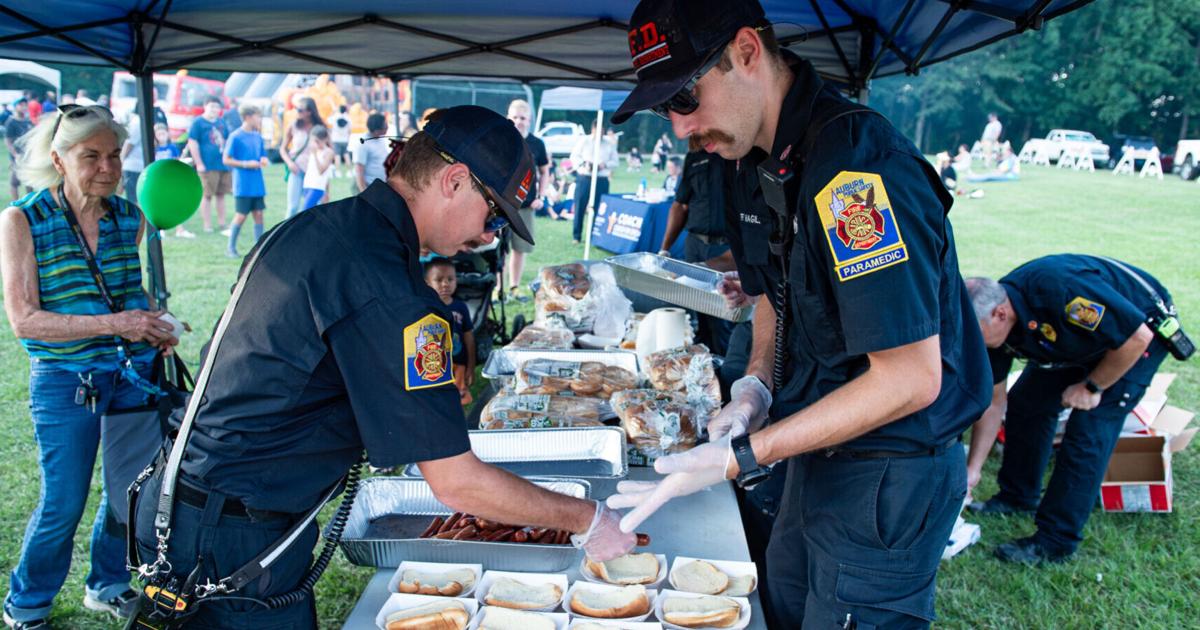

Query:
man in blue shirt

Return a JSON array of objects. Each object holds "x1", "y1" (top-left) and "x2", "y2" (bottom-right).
[
  {"x1": 222, "y1": 104, "x2": 269, "y2": 257},
  {"x1": 187, "y1": 96, "x2": 230, "y2": 233}
]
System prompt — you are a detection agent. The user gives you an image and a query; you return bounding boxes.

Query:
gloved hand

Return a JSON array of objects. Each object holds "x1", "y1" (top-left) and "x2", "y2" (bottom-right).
[
  {"x1": 707, "y1": 376, "x2": 772, "y2": 440},
  {"x1": 606, "y1": 437, "x2": 734, "y2": 533},
  {"x1": 716, "y1": 271, "x2": 753, "y2": 309},
  {"x1": 571, "y1": 500, "x2": 637, "y2": 562}
]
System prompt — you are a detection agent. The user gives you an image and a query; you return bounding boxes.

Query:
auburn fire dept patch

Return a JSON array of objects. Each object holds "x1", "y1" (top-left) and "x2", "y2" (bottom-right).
[
  {"x1": 814, "y1": 171, "x2": 908, "y2": 281},
  {"x1": 1065, "y1": 297, "x2": 1106, "y2": 331},
  {"x1": 404, "y1": 313, "x2": 454, "y2": 391}
]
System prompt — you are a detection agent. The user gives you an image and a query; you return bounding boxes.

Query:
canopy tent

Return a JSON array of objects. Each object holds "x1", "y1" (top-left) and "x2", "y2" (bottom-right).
[
  {"x1": 1, "y1": 1, "x2": 1093, "y2": 95},
  {"x1": 0, "y1": 0, "x2": 1096, "y2": 376},
  {"x1": 0, "y1": 58, "x2": 60, "y2": 93},
  {"x1": 534, "y1": 86, "x2": 634, "y2": 260}
]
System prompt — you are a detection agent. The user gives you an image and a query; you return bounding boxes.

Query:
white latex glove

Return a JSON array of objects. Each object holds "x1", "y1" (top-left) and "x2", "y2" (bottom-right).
[
  {"x1": 708, "y1": 376, "x2": 772, "y2": 440},
  {"x1": 571, "y1": 500, "x2": 637, "y2": 562},
  {"x1": 716, "y1": 271, "x2": 753, "y2": 309},
  {"x1": 606, "y1": 437, "x2": 734, "y2": 533}
]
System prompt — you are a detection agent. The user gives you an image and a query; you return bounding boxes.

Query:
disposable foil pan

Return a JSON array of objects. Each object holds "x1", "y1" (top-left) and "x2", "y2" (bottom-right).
[
  {"x1": 482, "y1": 348, "x2": 640, "y2": 380},
  {"x1": 606, "y1": 252, "x2": 752, "y2": 322},
  {"x1": 402, "y1": 427, "x2": 628, "y2": 480},
  {"x1": 337, "y1": 477, "x2": 589, "y2": 570}
]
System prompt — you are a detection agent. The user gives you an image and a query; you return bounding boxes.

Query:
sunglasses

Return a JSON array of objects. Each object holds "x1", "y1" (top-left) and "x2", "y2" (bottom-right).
[
  {"x1": 649, "y1": 47, "x2": 725, "y2": 120},
  {"x1": 51, "y1": 104, "x2": 112, "y2": 141},
  {"x1": 435, "y1": 149, "x2": 510, "y2": 234}
]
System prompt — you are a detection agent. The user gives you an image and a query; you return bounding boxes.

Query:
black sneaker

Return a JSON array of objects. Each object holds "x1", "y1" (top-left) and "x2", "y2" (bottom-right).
[
  {"x1": 994, "y1": 536, "x2": 1073, "y2": 565},
  {"x1": 82, "y1": 589, "x2": 139, "y2": 619},
  {"x1": 967, "y1": 496, "x2": 1035, "y2": 515},
  {"x1": 3, "y1": 610, "x2": 51, "y2": 629}
]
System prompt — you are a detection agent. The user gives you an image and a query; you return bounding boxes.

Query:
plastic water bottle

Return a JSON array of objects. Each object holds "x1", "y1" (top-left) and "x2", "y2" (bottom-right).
[{"x1": 637, "y1": 178, "x2": 647, "y2": 199}]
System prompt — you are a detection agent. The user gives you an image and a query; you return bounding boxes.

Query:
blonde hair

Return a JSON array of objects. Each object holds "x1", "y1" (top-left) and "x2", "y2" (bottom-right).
[
  {"x1": 15, "y1": 107, "x2": 128, "y2": 190},
  {"x1": 507, "y1": 99, "x2": 532, "y2": 116}
]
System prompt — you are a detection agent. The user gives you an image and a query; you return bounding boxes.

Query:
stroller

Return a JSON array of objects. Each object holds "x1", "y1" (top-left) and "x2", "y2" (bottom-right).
[{"x1": 445, "y1": 231, "x2": 526, "y2": 364}]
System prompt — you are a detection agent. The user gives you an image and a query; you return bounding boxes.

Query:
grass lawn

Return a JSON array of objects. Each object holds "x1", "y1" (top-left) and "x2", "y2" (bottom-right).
[{"x1": 1, "y1": 150, "x2": 1197, "y2": 628}]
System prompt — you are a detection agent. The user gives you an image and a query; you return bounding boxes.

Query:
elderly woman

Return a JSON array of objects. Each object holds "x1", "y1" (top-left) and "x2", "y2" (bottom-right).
[{"x1": 1, "y1": 105, "x2": 178, "y2": 629}]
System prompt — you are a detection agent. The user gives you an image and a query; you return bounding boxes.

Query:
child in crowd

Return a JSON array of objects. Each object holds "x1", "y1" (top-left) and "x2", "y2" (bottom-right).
[
  {"x1": 627, "y1": 146, "x2": 642, "y2": 171},
  {"x1": 300, "y1": 125, "x2": 335, "y2": 211},
  {"x1": 424, "y1": 258, "x2": 476, "y2": 406},
  {"x1": 222, "y1": 104, "x2": 270, "y2": 257},
  {"x1": 154, "y1": 123, "x2": 195, "y2": 238}
]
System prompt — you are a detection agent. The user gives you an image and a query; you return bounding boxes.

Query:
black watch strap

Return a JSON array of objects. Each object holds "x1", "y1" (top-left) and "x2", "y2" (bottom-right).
[
  {"x1": 1084, "y1": 378, "x2": 1102, "y2": 394},
  {"x1": 731, "y1": 434, "x2": 769, "y2": 489}
]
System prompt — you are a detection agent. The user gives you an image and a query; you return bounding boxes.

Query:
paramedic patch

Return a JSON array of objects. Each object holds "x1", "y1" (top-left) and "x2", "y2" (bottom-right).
[
  {"x1": 404, "y1": 313, "x2": 454, "y2": 390},
  {"x1": 1065, "y1": 296, "x2": 1106, "y2": 331},
  {"x1": 814, "y1": 171, "x2": 908, "y2": 281}
]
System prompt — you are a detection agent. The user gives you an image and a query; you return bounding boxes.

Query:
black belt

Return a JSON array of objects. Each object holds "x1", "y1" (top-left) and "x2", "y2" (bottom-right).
[
  {"x1": 688, "y1": 232, "x2": 727, "y2": 245},
  {"x1": 175, "y1": 480, "x2": 292, "y2": 521},
  {"x1": 821, "y1": 437, "x2": 960, "y2": 460}
]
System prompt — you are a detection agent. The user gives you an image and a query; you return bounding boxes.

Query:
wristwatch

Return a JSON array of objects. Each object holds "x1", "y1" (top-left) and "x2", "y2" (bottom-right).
[
  {"x1": 1084, "y1": 378, "x2": 1103, "y2": 394},
  {"x1": 731, "y1": 434, "x2": 771, "y2": 489}
]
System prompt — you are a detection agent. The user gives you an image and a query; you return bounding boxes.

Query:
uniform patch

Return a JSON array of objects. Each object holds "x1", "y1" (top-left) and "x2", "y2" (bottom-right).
[
  {"x1": 403, "y1": 314, "x2": 454, "y2": 390},
  {"x1": 814, "y1": 171, "x2": 908, "y2": 281},
  {"x1": 1065, "y1": 297, "x2": 1106, "y2": 331},
  {"x1": 1040, "y1": 323, "x2": 1057, "y2": 343}
]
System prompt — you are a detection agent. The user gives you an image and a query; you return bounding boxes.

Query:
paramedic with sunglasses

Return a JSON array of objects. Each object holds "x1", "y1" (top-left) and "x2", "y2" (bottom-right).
[
  {"x1": 126, "y1": 106, "x2": 634, "y2": 628},
  {"x1": 605, "y1": 1, "x2": 992, "y2": 628}
]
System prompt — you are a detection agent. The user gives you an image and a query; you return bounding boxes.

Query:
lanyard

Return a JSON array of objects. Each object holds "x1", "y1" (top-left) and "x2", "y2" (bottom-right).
[{"x1": 58, "y1": 186, "x2": 164, "y2": 395}]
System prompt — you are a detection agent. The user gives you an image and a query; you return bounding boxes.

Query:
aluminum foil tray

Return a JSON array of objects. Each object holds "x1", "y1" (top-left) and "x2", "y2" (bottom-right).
[
  {"x1": 482, "y1": 348, "x2": 640, "y2": 380},
  {"x1": 606, "y1": 252, "x2": 752, "y2": 322},
  {"x1": 338, "y1": 477, "x2": 589, "y2": 570},
  {"x1": 402, "y1": 427, "x2": 628, "y2": 480}
]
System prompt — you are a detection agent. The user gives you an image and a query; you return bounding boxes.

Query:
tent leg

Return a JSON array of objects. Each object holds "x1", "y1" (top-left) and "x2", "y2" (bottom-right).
[
  {"x1": 393, "y1": 77, "x2": 403, "y2": 133},
  {"x1": 136, "y1": 71, "x2": 175, "y2": 382},
  {"x1": 582, "y1": 109, "x2": 603, "y2": 261}
]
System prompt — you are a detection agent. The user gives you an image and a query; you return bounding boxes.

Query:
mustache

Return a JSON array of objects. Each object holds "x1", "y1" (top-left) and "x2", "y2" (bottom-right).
[{"x1": 693, "y1": 129, "x2": 734, "y2": 148}]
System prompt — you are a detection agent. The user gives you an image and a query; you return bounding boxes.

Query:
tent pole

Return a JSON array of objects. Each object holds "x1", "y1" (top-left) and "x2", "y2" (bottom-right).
[
  {"x1": 135, "y1": 70, "x2": 175, "y2": 382},
  {"x1": 392, "y1": 77, "x2": 403, "y2": 133},
  {"x1": 582, "y1": 109, "x2": 602, "y2": 261}
]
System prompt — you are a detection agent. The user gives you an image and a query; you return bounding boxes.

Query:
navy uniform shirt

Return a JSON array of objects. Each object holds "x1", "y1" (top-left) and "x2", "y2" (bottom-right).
[
  {"x1": 675, "y1": 150, "x2": 730, "y2": 237},
  {"x1": 178, "y1": 181, "x2": 471, "y2": 513},
  {"x1": 746, "y1": 60, "x2": 991, "y2": 451},
  {"x1": 726, "y1": 150, "x2": 782, "y2": 298},
  {"x1": 988, "y1": 254, "x2": 1168, "y2": 384}
]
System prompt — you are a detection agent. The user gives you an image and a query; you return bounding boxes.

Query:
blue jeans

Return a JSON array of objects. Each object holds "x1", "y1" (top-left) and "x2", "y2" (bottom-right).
[
  {"x1": 5, "y1": 360, "x2": 150, "y2": 622},
  {"x1": 286, "y1": 169, "x2": 306, "y2": 218}
]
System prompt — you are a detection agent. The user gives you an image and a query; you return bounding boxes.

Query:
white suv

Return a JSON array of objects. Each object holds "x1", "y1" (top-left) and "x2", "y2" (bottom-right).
[{"x1": 537, "y1": 121, "x2": 586, "y2": 157}]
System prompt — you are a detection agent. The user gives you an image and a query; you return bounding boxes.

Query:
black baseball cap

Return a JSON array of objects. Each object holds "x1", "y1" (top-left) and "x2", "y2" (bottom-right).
[
  {"x1": 612, "y1": 0, "x2": 766, "y2": 124},
  {"x1": 422, "y1": 105, "x2": 536, "y2": 244}
]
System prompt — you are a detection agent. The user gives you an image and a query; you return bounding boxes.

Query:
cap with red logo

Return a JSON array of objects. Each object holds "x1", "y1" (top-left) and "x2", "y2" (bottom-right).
[
  {"x1": 423, "y1": 105, "x2": 536, "y2": 244},
  {"x1": 612, "y1": 0, "x2": 766, "y2": 124}
]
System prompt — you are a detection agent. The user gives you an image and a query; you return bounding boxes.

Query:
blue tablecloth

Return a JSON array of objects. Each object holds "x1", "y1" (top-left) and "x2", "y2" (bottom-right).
[{"x1": 590, "y1": 194, "x2": 687, "y2": 257}]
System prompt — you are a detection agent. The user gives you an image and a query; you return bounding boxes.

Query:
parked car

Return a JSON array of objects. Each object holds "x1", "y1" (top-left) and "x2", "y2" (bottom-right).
[
  {"x1": 111, "y1": 71, "x2": 227, "y2": 141},
  {"x1": 1173, "y1": 140, "x2": 1200, "y2": 180},
  {"x1": 1022, "y1": 129, "x2": 1111, "y2": 168},
  {"x1": 537, "y1": 121, "x2": 586, "y2": 157}
]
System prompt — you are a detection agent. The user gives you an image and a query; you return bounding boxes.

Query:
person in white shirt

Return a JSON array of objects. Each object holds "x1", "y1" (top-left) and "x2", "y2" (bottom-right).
[
  {"x1": 981, "y1": 112, "x2": 1003, "y2": 167},
  {"x1": 354, "y1": 113, "x2": 390, "y2": 193},
  {"x1": 330, "y1": 105, "x2": 352, "y2": 178},
  {"x1": 300, "y1": 126, "x2": 335, "y2": 211},
  {"x1": 568, "y1": 119, "x2": 619, "y2": 244}
]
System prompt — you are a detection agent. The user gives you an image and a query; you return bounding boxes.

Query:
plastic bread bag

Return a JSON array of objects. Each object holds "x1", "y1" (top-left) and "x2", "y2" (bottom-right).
[
  {"x1": 644, "y1": 344, "x2": 722, "y2": 429},
  {"x1": 515, "y1": 358, "x2": 639, "y2": 400},
  {"x1": 587, "y1": 263, "x2": 633, "y2": 340},
  {"x1": 539, "y1": 262, "x2": 591, "y2": 299},
  {"x1": 611, "y1": 389, "x2": 699, "y2": 457},
  {"x1": 479, "y1": 393, "x2": 610, "y2": 430},
  {"x1": 509, "y1": 319, "x2": 576, "y2": 349},
  {"x1": 620, "y1": 313, "x2": 646, "y2": 350}
]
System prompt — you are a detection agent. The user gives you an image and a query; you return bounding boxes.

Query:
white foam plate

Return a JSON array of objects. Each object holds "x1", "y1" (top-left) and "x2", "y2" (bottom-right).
[
  {"x1": 564, "y1": 582, "x2": 657, "y2": 622},
  {"x1": 579, "y1": 553, "x2": 668, "y2": 589},
  {"x1": 653, "y1": 590, "x2": 751, "y2": 630},
  {"x1": 467, "y1": 607, "x2": 569, "y2": 630},
  {"x1": 568, "y1": 619, "x2": 664, "y2": 629},
  {"x1": 666, "y1": 557, "x2": 758, "y2": 597},
  {"x1": 475, "y1": 570, "x2": 569, "y2": 613},
  {"x1": 374, "y1": 593, "x2": 478, "y2": 630},
  {"x1": 387, "y1": 561, "x2": 484, "y2": 598}
]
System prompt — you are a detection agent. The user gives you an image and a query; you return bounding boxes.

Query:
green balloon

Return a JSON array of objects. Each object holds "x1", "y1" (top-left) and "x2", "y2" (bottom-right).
[{"x1": 136, "y1": 159, "x2": 203, "y2": 230}]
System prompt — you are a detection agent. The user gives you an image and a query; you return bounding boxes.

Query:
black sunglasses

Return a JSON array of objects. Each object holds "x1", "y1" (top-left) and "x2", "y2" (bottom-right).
[
  {"x1": 50, "y1": 104, "x2": 112, "y2": 141},
  {"x1": 649, "y1": 47, "x2": 726, "y2": 120}
]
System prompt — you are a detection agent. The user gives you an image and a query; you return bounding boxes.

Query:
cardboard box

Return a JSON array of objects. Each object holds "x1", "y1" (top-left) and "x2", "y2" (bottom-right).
[
  {"x1": 1100, "y1": 405, "x2": 1197, "y2": 513},
  {"x1": 1121, "y1": 373, "x2": 1175, "y2": 434}
]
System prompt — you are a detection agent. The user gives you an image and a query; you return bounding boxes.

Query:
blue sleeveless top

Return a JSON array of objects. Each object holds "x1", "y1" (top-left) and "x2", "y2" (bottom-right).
[{"x1": 16, "y1": 188, "x2": 156, "y2": 372}]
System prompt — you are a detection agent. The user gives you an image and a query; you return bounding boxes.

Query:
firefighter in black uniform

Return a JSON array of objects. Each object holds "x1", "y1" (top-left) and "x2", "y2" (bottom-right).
[
  {"x1": 128, "y1": 106, "x2": 634, "y2": 629},
  {"x1": 606, "y1": 1, "x2": 992, "y2": 628},
  {"x1": 965, "y1": 254, "x2": 1189, "y2": 563},
  {"x1": 658, "y1": 147, "x2": 734, "y2": 265}
]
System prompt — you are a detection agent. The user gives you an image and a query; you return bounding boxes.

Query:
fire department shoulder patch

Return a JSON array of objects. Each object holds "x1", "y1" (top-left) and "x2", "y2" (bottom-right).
[
  {"x1": 1065, "y1": 297, "x2": 1106, "y2": 331},
  {"x1": 814, "y1": 171, "x2": 908, "y2": 281},
  {"x1": 404, "y1": 313, "x2": 454, "y2": 391}
]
